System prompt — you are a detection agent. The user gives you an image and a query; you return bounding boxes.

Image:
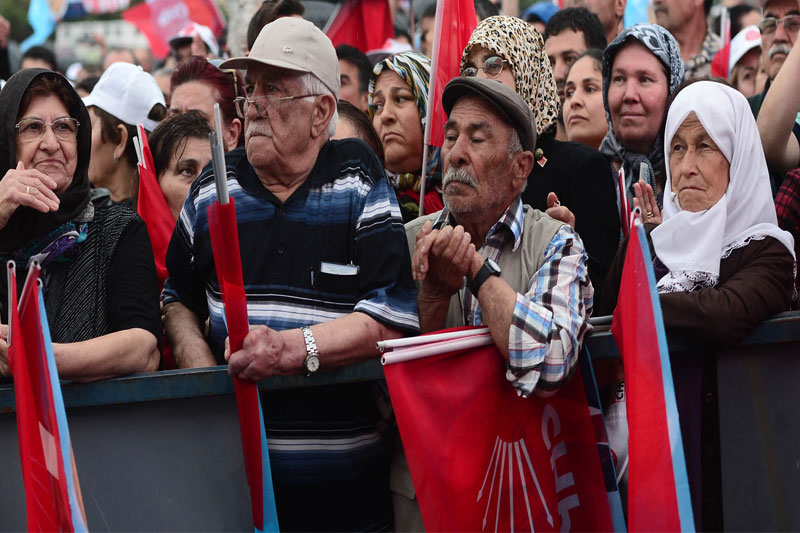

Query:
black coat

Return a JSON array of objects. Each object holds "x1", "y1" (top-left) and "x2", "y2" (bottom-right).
[{"x1": 521, "y1": 133, "x2": 621, "y2": 301}]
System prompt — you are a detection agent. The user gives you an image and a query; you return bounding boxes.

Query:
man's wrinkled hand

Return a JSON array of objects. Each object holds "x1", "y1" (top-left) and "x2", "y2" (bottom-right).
[
  {"x1": 0, "y1": 323, "x2": 9, "y2": 377},
  {"x1": 225, "y1": 326, "x2": 297, "y2": 381},
  {"x1": 414, "y1": 224, "x2": 475, "y2": 299}
]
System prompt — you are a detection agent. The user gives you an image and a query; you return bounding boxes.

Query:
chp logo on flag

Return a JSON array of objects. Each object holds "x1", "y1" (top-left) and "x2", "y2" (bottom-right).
[{"x1": 382, "y1": 327, "x2": 621, "y2": 532}]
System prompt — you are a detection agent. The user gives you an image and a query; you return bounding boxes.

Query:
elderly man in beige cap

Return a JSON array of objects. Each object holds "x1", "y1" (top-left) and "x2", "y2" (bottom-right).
[{"x1": 161, "y1": 17, "x2": 419, "y2": 530}]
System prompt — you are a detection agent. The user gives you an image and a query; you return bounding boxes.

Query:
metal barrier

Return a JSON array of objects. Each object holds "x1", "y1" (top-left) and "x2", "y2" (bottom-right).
[{"x1": 1, "y1": 312, "x2": 799, "y2": 530}]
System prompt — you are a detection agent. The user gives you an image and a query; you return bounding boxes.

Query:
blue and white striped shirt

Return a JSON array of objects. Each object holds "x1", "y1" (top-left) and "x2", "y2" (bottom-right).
[{"x1": 162, "y1": 139, "x2": 419, "y2": 530}]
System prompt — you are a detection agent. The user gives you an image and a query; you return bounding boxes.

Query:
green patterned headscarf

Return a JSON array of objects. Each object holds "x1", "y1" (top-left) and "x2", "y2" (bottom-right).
[
  {"x1": 368, "y1": 51, "x2": 432, "y2": 130},
  {"x1": 368, "y1": 52, "x2": 442, "y2": 221}
]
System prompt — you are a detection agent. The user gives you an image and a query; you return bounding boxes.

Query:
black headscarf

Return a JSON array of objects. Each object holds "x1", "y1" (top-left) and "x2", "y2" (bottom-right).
[{"x1": 0, "y1": 68, "x2": 91, "y2": 255}]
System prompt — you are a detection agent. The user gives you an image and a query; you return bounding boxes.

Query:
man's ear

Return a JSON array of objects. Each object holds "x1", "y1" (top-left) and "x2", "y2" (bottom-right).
[
  {"x1": 310, "y1": 94, "x2": 337, "y2": 138},
  {"x1": 512, "y1": 150, "x2": 534, "y2": 190}
]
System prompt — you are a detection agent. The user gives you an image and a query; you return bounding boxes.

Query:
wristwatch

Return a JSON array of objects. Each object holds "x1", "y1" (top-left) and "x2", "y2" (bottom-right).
[
  {"x1": 469, "y1": 257, "x2": 500, "y2": 298},
  {"x1": 469, "y1": 258, "x2": 502, "y2": 297},
  {"x1": 300, "y1": 326, "x2": 320, "y2": 375}
]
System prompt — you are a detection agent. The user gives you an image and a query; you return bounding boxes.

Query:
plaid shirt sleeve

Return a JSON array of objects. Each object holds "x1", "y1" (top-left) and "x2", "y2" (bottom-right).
[{"x1": 505, "y1": 225, "x2": 594, "y2": 397}]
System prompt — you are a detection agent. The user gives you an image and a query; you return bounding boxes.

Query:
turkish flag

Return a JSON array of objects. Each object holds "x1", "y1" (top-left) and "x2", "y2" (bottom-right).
[
  {"x1": 122, "y1": 0, "x2": 225, "y2": 59},
  {"x1": 326, "y1": 0, "x2": 394, "y2": 53},
  {"x1": 384, "y1": 327, "x2": 615, "y2": 531},
  {"x1": 424, "y1": 0, "x2": 477, "y2": 148},
  {"x1": 136, "y1": 125, "x2": 173, "y2": 293},
  {"x1": 8, "y1": 263, "x2": 87, "y2": 532},
  {"x1": 611, "y1": 217, "x2": 694, "y2": 531},
  {"x1": 207, "y1": 199, "x2": 279, "y2": 532}
]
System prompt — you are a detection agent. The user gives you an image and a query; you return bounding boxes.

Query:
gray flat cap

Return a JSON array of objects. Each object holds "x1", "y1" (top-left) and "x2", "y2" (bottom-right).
[{"x1": 442, "y1": 76, "x2": 537, "y2": 153}]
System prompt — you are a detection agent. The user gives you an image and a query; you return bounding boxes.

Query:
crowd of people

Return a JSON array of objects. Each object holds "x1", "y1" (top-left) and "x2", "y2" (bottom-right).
[{"x1": 1, "y1": 0, "x2": 799, "y2": 528}]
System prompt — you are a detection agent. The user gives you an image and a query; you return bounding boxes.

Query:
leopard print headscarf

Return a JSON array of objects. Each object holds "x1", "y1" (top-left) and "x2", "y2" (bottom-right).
[{"x1": 460, "y1": 15, "x2": 559, "y2": 136}]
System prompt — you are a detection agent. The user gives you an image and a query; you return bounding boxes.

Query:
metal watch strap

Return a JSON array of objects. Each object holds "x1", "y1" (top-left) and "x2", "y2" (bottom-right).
[{"x1": 301, "y1": 326, "x2": 320, "y2": 375}]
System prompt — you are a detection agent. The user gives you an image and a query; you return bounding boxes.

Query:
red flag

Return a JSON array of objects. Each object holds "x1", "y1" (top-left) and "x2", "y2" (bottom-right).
[
  {"x1": 326, "y1": 0, "x2": 394, "y2": 53},
  {"x1": 206, "y1": 200, "x2": 279, "y2": 532},
  {"x1": 423, "y1": 0, "x2": 477, "y2": 148},
  {"x1": 136, "y1": 124, "x2": 173, "y2": 292},
  {"x1": 8, "y1": 263, "x2": 87, "y2": 531},
  {"x1": 611, "y1": 216, "x2": 694, "y2": 531},
  {"x1": 122, "y1": 0, "x2": 226, "y2": 59},
  {"x1": 383, "y1": 327, "x2": 614, "y2": 531}
]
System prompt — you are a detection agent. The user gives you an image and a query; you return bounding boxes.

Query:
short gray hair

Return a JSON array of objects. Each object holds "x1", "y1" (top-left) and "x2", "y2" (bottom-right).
[
  {"x1": 507, "y1": 129, "x2": 527, "y2": 192},
  {"x1": 300, "y1": 72, "x2": 338, "y2": 137}
]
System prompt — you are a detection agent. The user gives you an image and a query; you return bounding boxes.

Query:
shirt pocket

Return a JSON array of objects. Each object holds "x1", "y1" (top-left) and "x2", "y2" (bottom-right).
[{"x1": 311, "y1": 261, "x2": 360, "y2": 298}]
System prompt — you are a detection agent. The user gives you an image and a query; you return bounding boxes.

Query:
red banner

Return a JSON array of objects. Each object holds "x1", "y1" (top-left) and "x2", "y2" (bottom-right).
[
  {"x1": 611, "y1": 218, "x2": 694, "y2": 531},
  {"x1": 207, "y1": 200, "x2": 279, "y2": 532},
  {"x1": 326, "y1": 0, "x2": 394, "y2": 53},
  {"x1": 122, "y1": 0, "x2": 225, "y2": 59},
  {"x1": 384, "y1": 329, "x2": 614, "y2": 531},
  {"x1": 8, "y1": 264, "x2": 87, "y2": 531},
  {"x1": 136, "y1": 125, "x2": 173, "y2": 292},
  {"x1": 424, "y1": 0, "x2": 477, "y2": 148}
]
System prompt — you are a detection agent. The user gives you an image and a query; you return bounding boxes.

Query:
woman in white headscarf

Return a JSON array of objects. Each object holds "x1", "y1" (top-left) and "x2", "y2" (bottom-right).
[
  {"x1": 602, "y1": 80, "x2": 795, "y2": 342},
  {"x1": 600, "y1": 80, "x2": 795, "y2": 530}
]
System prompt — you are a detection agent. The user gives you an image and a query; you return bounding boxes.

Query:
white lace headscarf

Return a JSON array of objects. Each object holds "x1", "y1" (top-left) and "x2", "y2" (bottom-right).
[{"x1": 651, "y1": 81, "x2": 795, "y2": 293}]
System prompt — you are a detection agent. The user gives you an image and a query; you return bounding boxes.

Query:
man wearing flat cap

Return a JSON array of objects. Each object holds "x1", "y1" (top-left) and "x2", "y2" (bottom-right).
[
  {"x1": 407, "y1": 77, "x2": 593, "y2": 399},
  {"x1": 162, "y1": 17, "x2": 419, "y2": 530},
  {"x1": 396, "y1": 77, "x2": 594, "y2": 530}
]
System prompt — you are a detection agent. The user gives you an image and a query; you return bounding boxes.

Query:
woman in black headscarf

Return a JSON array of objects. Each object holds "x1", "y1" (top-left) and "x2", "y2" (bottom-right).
[
  {"x1": 0, "y1": 69, "x2": 161, "y2": 381},
  {"x1": 600, "y1": 24, "x2": 684, "y2": 222}
]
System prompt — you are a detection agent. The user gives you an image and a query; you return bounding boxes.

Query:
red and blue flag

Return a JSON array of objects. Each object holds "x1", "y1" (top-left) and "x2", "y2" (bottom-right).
[
  {"x1": 611, "y1": 213, "x2": 694, "y2": 531},
  {"x1": 7, "y1": 261, "x2": 88, "y2": 532},
  {"x1": 207, "y1": 195, "x2": 279, "y2": 532}
]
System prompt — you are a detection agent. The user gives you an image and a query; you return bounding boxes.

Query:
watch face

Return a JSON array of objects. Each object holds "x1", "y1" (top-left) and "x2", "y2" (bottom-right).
[
  {"x1": 486, "y1": 258, "x2": 501, "y2": 274},
  {"x1": 306, "y1": 354, "x2": 320, "y2": 373}
]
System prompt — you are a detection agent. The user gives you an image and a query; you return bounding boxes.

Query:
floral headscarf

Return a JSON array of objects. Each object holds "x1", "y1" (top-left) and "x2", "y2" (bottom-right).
[
  {"x1": 599, "y1": 24, "x2": 684, "y2": 200},
  {"x1": 460, "y1": 15, "x2": 559, "y2": 136},
  {"x1": 368, "y1": 52, "x2": 442, "y2": 220}
]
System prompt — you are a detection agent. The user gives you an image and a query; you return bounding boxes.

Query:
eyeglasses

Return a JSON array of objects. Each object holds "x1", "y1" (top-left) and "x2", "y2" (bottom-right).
[
  {"x1": 15, "y1": 117, "x2": 79, "y2": 143},
  {"x1": 461, "y1": 56, "x2": 510, "y2": 78},
  {"x1": 234, "y1": 93, "x2": 320, "y2": 118},
  {"x1": 758, "y1": 14, "x2": 800, "y2": 35}
]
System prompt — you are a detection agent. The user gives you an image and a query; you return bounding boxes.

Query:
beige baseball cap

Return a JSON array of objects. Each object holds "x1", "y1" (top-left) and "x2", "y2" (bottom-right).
[{"x1": 220, "y1": 17, "x2": 340, "y2": 98}]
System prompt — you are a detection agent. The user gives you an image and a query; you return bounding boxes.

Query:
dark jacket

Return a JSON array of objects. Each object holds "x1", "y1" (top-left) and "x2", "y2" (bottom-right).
[
  {"x1": 521, "y1": 133, "x2": 621, "y2": 301},
  {"x1": 599, "y1": 224, "x2": 795, "y2": 346}
]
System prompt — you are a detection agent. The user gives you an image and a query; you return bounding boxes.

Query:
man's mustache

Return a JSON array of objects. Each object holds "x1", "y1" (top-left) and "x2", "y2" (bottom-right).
[
  {"x1": 769, "y1": 43, "x2": 792, "y2": 59},
  {"x1": 443, "y1": 167, "x2": 478, "y2": 188},
  {"x1": 246, "y1": 121, "x2": 273, "y2": 138}
]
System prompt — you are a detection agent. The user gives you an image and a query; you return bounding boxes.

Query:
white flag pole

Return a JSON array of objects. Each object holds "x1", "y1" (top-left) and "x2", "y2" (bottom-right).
[
  {"x1": 377, "y1": 327, "x2": 490, "y2": 351},
  {"x1": 381, "y1": 334, "x2": 495, "y2": 365}
]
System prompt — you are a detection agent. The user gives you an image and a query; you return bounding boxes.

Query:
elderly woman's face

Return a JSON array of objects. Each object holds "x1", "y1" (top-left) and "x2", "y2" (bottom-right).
[
  {"x1": 608, "y1": 42, "x2": 669, "y2": 155},
  {"x1": 16, "y1": 94, "x2": 78, "y2": 194},
  {"x1": 371, "y1": 70, "x2": 424, "y2": 174},
  {"x1": 669, "y1": 112, "x2": 730, "y2": 212},
  {"x1": 462, "y1": 46, "x2": 517, "y2": 91}
]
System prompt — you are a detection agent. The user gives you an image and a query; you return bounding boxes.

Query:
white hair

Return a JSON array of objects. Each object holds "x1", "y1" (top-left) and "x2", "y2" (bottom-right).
[{"x1": 300, "y1": 72, "x2": 338, "y2": 137}]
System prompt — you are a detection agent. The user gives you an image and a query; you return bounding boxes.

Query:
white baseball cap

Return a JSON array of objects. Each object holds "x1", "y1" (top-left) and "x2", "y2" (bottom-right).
[
  {"x1": 220, "y1": 17, "x2": 340, "y2": 97},
  {"x1": 729, "y1": 25, "x2": 762, "y2": 76},
  {"x1": 83, "y1": 62, "x2": 166, "y2": 131},
  {"x1": 169, "y1": 22, "x2": 220, "y2": 58}
]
